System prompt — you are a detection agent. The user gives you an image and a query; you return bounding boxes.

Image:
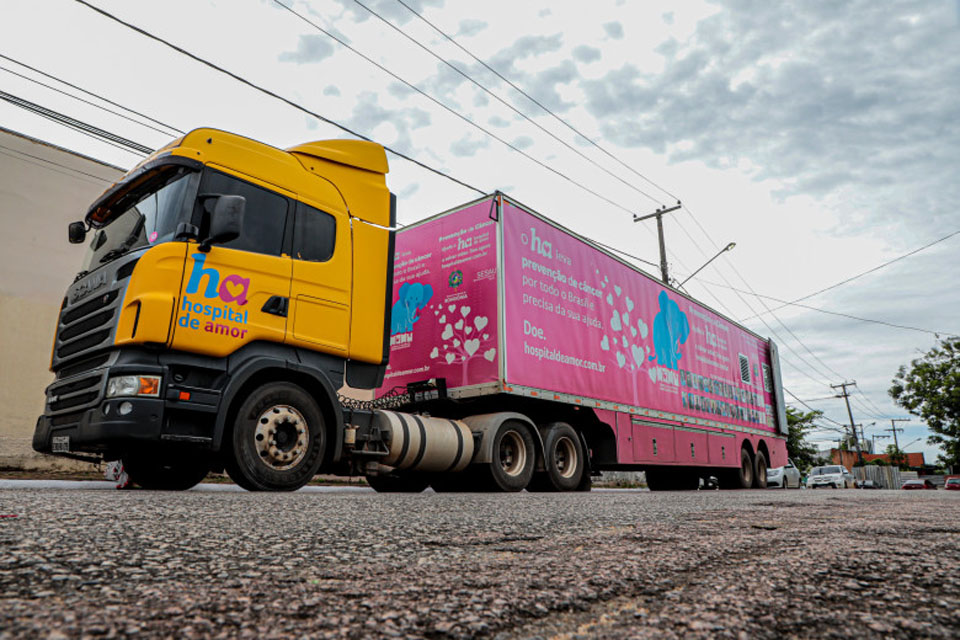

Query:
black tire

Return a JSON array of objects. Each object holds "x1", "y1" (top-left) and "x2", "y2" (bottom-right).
[
  {"x1": 122, "y1": 451, "x2": 209, "y2": 491},
  {"x1": 754, "y1": 451, "x2": 768, "y2": 489},
  {"x1": 731, "y1": 448, "x2": 754, "y2": 489},
  {"x1": 226, "y1": 382, "x2": 325, "y2": 492},
  {"x1": 365, "y1": 470, "x2": 430, "y2": 493},
  {"x1": 530, "y1": 423, "x2": 586, "y2": 492},
  {"x1": 480, "y1": 421, "x2": 535, "y2": 492}
]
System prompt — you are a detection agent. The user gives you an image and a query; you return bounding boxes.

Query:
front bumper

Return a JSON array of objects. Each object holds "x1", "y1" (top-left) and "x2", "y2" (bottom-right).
[{"x1": 33, "y1": 396, "x2": 165, "y2": 456}]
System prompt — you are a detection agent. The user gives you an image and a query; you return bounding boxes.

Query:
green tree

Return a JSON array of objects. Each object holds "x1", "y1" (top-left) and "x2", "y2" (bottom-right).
[
  {"x1": 786, "y1": 406, "x2": 820, "y2": 471},
  {"x1": 889, "y1": 337, "x2": 960, "y2": 470},
  {"x1": 884, "y1": 444, "x2": 908, "y2": 470}
]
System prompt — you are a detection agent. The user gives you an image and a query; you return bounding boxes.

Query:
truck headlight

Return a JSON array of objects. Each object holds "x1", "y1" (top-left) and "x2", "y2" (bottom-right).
[{"x1": 106, "y1": 375, "x2": 161, "y2": 398}]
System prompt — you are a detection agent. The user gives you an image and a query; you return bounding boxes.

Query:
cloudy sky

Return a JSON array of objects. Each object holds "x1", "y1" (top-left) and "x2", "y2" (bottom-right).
[{"x1": 2, "y1": 0, "x2": 958, "y2": 462}]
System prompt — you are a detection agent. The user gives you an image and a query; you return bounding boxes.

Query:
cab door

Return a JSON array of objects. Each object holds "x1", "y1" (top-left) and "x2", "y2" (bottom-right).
[
  {"x1": 285, "y1": 200, "x2": 352, "y2": 356},
  {"x1": 171, "y1": 169, "x2": 292, "y2": 357}
]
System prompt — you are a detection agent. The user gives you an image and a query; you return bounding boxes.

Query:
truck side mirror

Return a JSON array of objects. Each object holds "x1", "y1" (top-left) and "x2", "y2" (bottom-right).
[
  {"x1": 199, "y1": 194, "x2": 245, "y2": 252},
  {"x1": 68, "y1": 221, "x2": 87, "y2": 244}
]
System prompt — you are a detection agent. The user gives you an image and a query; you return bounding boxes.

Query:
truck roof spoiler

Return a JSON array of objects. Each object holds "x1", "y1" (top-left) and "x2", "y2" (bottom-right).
[{"x1": 286, "y1": 140, "x2": 388, "y2": 175}]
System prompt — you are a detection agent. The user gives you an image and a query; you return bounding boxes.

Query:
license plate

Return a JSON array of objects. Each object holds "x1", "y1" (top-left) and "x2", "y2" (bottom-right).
[{"x1": 51, "y1": 436, "x2": 70, "y2": 453}]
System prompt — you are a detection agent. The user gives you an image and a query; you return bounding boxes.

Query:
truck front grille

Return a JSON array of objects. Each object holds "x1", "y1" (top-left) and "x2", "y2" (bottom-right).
[
  {"x1": 53, "y1": 288, "x2": 122, "y2": 370},
  {"x1": 47, "y1": 370, "x2": 106, "y2": 415}
]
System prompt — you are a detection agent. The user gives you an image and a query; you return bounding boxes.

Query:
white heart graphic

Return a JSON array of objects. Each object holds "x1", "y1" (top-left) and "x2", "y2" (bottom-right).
[
  {"x1": 622, "y1": 312, "x2": 629, "y2": 325},
  {"x1": 442, "y1": 324, "x2": 453, "y2": 340},
  {"x1": 445, "y1": 353, "x2": 456, "y2": 364},
  {"x1": 638, "y1": 319, "x2": 648, "y2": 339},
  {"x1": 616, "y1": 352, "x2": 626, "y2": 368},
  {"x1": 614, "y1": 285, "x2": 622, "y2": 296},
  {"x1": 483, "y1": 333, "x2": 489, "y2": 339},
  {"x1": 626, "y1": 297, "x2": 634, "y2": 312},
  {"x1": 453, "y1": 339, "x2": 461, "y2": 347},
  {"x1": 631, "y1": 344, "x2": 644, "y2": 367},
  {"x1": 648, "y1": 368, "x2": 658, "y2": 383},
  {"x1": 448, "y1": 305, "x2": 455, "y2": 312},
  {"x1": 465, "y1": 339, "x2": 480, "y2": 356},
  {"x1": 429, "y1": 347, "x2": 439, "y2": 358},
  {"x1": 434, "y1": 310, "x2": 439, "y2": 315},
  {"x1": 600, "y1": 335, "x2": 610, "y2": 351},
  {"x1": 474, "y1": 316, "x2": 488, "y2": 331},
  {"x1": 460, "y1": 306, "x2": 471, "y2": 317},
  {"x1": 610, "y1": 312, "x2": 622, "y2": 332},
  {"x1": 439, "y1": 315, "x2": 446, "y2": 323},
  {"x1": 621, "y1": 336, "x2": 628, "y2": 348},
  {"x1": 466, "y1": 326, "x2": 473, "y2": 334},
  {"x1": 606, "y1": 293, "x2": 613, "y2": 305},
  {"x1": 630, "y1": 327, "x2": 637, "y2": 337},
  {"x1": 483, "y1": 348, "x2": 496, "y2": 361},
  {"x1": 455, "y1": 319, "x2": 464, "y2": 330}
]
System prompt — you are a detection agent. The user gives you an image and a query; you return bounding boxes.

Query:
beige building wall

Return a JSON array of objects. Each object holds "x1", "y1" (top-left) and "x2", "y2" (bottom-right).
[{"x1": 0, "y1": 128, "x2": 123, "y2": 469}]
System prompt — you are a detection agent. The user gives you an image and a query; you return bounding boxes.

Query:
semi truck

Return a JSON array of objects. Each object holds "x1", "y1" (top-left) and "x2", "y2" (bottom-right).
[{"x1": 33, "y1": 128, "x2": 789, "y2": 492}]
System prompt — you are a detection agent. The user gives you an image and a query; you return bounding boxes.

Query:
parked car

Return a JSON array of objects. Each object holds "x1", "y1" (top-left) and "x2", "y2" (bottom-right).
[
  {"x1": 806, "y1": 465, "x2": 855, "y2": 489},
  {"x1": 859, "y1": 480, "x2": 880, "y2": 489},
  {"x1": 901, "y1": 479, "x2": 937, "y2": 490},
  {"x1": 944, "y1": 476, "x2": 960, "y2": 491},
  {"x1": 767, "y1": 458, "x2": 802, "y2": 488}
]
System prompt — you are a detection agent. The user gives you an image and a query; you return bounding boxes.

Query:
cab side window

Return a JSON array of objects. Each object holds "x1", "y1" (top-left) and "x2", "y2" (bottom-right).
[
  {"x1": 293, "y1": 201, "x2": 336, "y2": 262},
  {"x1": 199, "y1": 169, "x2": 289, "y2": 256}
]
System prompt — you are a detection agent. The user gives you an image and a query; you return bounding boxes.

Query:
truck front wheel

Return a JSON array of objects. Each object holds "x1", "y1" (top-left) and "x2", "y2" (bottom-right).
[
  {"x1": 753, "y1": 451, "x2": 768, "y2": 488},
  {"x1": 482, "y1": 421, "x2": 535, "y2": 492},
  {"x1": 121, "y1": 451, "x2": 209, "y2": 491},
  {"x1": 226, "y1": 382, "x2": 326, "y2": 491}
]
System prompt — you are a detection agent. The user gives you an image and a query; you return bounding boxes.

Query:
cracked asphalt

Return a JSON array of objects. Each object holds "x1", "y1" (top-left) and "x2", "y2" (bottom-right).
[{"x1": 1, "y1": 485, "x2": 958, "y2": 639}]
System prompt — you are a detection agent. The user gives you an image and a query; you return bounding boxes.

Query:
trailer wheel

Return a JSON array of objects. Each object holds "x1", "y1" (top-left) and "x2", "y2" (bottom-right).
[
  {"x1": 365, "y1": 471, "x2": 430, "y2": 493},
  {"x1": 530, "y1": 423, "x2": 585, "y2": 492},
  {"x1": 226, "y1": 382, "x2": 325, "y2": 491},
  {"x1": 728, "y1": 447, "x2": 754, "y2": 489},
  {"x1": 754, "y1": 451, "x2": 768, "y2": 489},
  {"x1": 482, "y1": 421, "x2": 535, "y2": 492},
  {"x1": 121, "y1": 451, "x2": 209, "y2": 491}
]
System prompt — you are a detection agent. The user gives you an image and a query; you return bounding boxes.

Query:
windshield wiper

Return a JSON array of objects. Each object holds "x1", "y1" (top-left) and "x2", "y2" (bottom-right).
[{"x1": 99, "y1": 215, "x2": 146, "y2": 264}]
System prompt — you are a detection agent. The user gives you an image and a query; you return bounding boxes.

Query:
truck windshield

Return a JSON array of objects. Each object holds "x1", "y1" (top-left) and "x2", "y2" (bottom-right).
[{"x1": 81, "y1": 166, "x2": 198, "y2": 271}]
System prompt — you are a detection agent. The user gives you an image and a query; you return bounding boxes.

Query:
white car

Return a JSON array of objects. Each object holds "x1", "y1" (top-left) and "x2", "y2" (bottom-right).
[
  {"x1": 806, "y1": 465, "x2": 855, "y2": 489},
  {"x1": 767, "y1": 458, "x2": 802, "y2": 488}
]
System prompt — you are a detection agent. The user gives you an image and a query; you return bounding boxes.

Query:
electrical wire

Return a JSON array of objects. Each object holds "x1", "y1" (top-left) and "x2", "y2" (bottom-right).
[
  {"x1": 353, "y1": 0, "x2": 663, "y2": 205},
  {"x1": 72, "y1": 0, "x2": 486, "y2": 196},
  {"x1": 0, "y1": 52, "x2": 183, "y2": 135},
  {"x1": 394, "y1": 0, "x2": 679, "y2": 206},
  {"x1": 0, "y1": 143, "x2": 114, "y2": 184},
  {"x1": 273, "y1": 0, "x2": 645, "y2": 217}
]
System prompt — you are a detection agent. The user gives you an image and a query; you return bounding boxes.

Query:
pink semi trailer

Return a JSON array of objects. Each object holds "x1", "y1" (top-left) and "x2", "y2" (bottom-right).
[{"x1": 357, "y1": 193, "x2": 788, "y2": 492}]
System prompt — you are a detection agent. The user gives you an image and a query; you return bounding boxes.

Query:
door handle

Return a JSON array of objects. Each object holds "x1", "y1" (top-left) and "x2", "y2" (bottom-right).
[{"x1": 261, "y1": 296, "x2": 288, "y2": 317}]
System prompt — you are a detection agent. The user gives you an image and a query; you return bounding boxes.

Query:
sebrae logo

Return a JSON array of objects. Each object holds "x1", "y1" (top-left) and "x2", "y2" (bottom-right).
[{"x1": 177, "y1": 253, "x2": 251, "y2": 339}]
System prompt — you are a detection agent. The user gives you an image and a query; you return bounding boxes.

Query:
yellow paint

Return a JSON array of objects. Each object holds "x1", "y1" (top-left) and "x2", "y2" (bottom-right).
[{"x1": 107, "y1": 128, "x2": 392, "y2": 368}]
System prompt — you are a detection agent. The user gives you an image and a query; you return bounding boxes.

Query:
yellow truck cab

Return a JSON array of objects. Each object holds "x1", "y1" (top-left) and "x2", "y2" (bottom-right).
[{"x1": 33, "y1": 128, "x2": 396, "y2": 490}]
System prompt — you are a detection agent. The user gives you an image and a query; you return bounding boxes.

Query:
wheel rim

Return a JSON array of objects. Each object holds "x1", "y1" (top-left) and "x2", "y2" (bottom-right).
[
  {"x1": 254, "y1": 405, "x2": 309, "y2": 471},
  {"x1": 553, "y1": 436, "x2": 578, "y2": 479},
  {"x1": 498, "y1": 430, "x2": 527, "y2": 477}
]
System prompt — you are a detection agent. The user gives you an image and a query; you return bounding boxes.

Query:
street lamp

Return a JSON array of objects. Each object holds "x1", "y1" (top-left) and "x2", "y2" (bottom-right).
[{"x1": 678, "y1": 242, "x2": 736, "y2": 288}]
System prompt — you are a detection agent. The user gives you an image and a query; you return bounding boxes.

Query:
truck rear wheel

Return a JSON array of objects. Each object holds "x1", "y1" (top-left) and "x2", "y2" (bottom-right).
[
  {"x1": 122, "y1": 451, "x2": 209, "y2": 491},
  {"x1": 365, "y1": 470, "x2": 430, "y2": 493},
  {"x1": 226, "y1": 382, "x2": 325, "y2": 492},
  {"x1": 529, "y1": 423, "x2": 585, "y2": 492},
  {"x1": 481, "y1": 421, "x2": 535, "y2": 492},
  {"x1": 754, "y1": 451, "x2": 768, "y2": 489},
  {"x1": 735, "y1": 447, "x2": 754, "y2": 489}
]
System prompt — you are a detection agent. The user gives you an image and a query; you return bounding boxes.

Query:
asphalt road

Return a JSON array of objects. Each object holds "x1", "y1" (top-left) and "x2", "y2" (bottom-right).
[{"x1": 1, "y1": 484, "x2": 958, "y2": 639}]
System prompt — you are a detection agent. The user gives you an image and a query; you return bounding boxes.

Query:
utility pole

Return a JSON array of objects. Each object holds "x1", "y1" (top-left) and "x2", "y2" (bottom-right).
[
  {"x1": 831, "y1": 381, "x2": 864, "y2": 465},
  {"x1": 871, "y1": 433, "x2": 890, "y2": 454},
  {"x1": 886, "y1": 418, "x2": 909, "y2": 464},
  {"x1": 634, "y1": 202, "x2": 681, "y2": 285}
]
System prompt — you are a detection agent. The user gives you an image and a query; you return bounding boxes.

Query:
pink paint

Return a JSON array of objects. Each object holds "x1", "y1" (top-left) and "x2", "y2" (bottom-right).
[
  {"x1": 502, "y1": 203, "x2": 777, "y2": 434},
  {"x1": 380, "y1": 201, "x2": 499, "y2": 392}
]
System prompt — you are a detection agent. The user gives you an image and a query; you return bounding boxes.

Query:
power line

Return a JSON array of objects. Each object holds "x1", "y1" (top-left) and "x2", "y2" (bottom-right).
[
  {"x1": 742, "y1": 228, "x2": 960, "y2": 322},
  {"x1": 0, "y1": 58, "x2": 182, "y2": 137},
  {"x1": 682, "y1": 275, "x2": 956, "y2": 337},
  {"x1": 0, "y1": 89, "x2": 151, "y2": 155},
  {"x1": 0, "y1": 52, "x2": 183, "y2": 135},
  {"x1": 394, "y1": 0, "x2": 678, "y2": 206},
  {"x1": 353, "y1": 0, "x2": 663, "y2": 205},
  {"x1": 784, "y1": 386, "x2": 848, "y2": 427},
  {"x1": 72, "y1": 0, "x2": 485, "y2": 196},
  {"x1": 273, "y1": 0, "x2": 644, "y2": 217}
]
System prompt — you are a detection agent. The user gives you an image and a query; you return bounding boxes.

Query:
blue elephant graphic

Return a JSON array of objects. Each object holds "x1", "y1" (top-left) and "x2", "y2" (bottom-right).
[
  {"x1": 390, "y1": 282, "x2": 434, "y2": 335},
  {"x1": 650, "y1": 290, "x2": 689, "y2": 370}
]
